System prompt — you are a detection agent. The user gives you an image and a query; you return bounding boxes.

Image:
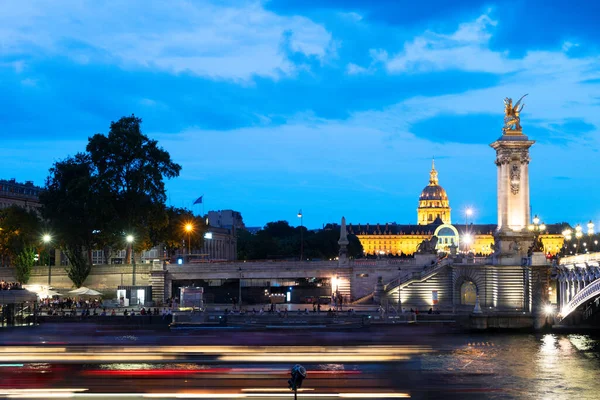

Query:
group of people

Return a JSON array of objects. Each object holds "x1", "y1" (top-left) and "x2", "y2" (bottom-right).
[
  {"x1": 39, "y1": 297, "x2": 102, "y2": 310},
  {"x1": 44, "y1": 306, "x2": 174, "y2": 319},
  {"x1": 0, "y1": 281, "x2": 23, "y2": 290}
]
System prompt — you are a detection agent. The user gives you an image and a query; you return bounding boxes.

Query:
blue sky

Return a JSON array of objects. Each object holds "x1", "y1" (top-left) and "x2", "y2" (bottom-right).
[{"x1": 2, "y1": 0, "x2": 600, "y2": 229}]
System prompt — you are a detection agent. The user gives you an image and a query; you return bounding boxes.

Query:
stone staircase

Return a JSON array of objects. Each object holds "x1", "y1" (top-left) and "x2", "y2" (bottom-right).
[
  {"x1": 335, "y1": 269, "x2": 352, "y2": 299},
  {"x1": 351, "y1": 256, "x2": 452, "y2": 305},
  {"x1": 384, "y1": 257, "x2": 453, "y2": 294}
]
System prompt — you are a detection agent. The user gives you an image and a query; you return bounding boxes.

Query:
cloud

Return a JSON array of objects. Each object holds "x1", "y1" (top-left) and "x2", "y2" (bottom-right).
[
  {"x1": 0, "y1": 1, "x2": 334, "y2": 82},
  {"x1": 377, "y1": 14, "x2": 515, "y2": 74},
  {"x1": 346, "y1": 63, "x2": 369, "y2": 75}
]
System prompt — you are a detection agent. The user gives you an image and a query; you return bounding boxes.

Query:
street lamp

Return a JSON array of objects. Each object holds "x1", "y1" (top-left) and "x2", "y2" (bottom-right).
[
  {"x1": 126, "y1": 235, "x2": 136, "y2": 286},
  {"x1": 43, "y1": 234, "x2": 52, "y2": 287},
  {"x1": 185, "y1": 223, "x2": 194, "y2": 257},
  {"x1": 562, "y1": 228, "x2": 572, "y2": 255},
  {"x1": 297, "y1": 209, "x2": 303, "y2": 261},
  {"x1": 528, "y1": 215, "x2": 546, "y2": 253},
  {"x1": 575, "y1": 224, "x2": 583, "y2": 254},
  {"x1": 464, "y1": 208, "x2": 473, "y2": 253},
  {"x1": 463, "y1": 234, "x2": 472, "y2": 254}
]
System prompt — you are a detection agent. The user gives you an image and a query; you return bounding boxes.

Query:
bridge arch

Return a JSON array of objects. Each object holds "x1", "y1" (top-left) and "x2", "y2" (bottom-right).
[{"x1": 453, "y1": 268, "x2": 486, "y2": 307}]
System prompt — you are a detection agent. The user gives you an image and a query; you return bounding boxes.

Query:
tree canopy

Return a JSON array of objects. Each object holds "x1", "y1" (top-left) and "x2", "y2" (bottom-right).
[
  {"x1": 0, "y1": 205, "x2": 42, "y2": 269},
  {"x1": 40, "y1": 115, "x2": 182, "y2": 287},
  {"x1": 237, "y1": 221, "x2": 363, "y2": 260}
]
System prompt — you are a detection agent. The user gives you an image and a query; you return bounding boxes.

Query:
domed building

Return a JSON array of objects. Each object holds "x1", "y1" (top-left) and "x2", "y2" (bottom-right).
[
  {"x1": 346, "y1": 161, "x2": 565, "y2": 256},
  {"x1": 417, "y1": 159, "x2": 451, "y2": 225}
]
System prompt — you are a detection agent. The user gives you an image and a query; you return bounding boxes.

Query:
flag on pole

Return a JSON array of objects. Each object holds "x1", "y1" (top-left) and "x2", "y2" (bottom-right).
[{"x1": 193, "y1": 195, "x2": 203, "y2": 205}]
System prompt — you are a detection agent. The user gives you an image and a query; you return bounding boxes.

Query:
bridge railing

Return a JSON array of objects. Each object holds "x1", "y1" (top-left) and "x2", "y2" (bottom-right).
[
  {"x1": 383, "y1": 257, "x2": 453, "y2": 292},
  {"x1": 560, "y1": 278, "x2": 600, "y2": 320},
  {"x1": 559, "y1": 252, "x2": 600, "y2": 266}
]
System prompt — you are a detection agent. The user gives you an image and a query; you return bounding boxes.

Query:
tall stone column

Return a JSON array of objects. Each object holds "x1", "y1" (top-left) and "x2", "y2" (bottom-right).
[
  {"x1": 338, "y1": 216, "x2": 349, "y2": 266},
  {"x1": 490, "y1": 129, "x2": 536, "y2": 266}
]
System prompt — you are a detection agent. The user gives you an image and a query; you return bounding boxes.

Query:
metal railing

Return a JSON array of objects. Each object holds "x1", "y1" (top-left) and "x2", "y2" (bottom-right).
[
  {"x1": 560, "y1": 278, "x2": 600, "y2": 320},
  {"x1": 384, "y1": 257, "x2": 453, "y2": 293},
  {"x1": 559, "y1": 252, "x2": 600, "y2": 266}
]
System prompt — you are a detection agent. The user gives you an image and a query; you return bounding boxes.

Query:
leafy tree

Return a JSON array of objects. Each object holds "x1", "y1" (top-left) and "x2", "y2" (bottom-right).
[
  {"x1": 157, "y1": 207, "x2": 206, "y2": 258},
  {"x1": 0, "y1": 205, "x2": 41, "y2": 267},
  {"x1": 64, "y1": 244, "x2": 92, "y2": 288},
  {"x1": 41, "y1": 115, "x2": 181, "y2": 285},
  {"x1": 14, "y1": 247, "x2": 36, "y2": 284},
  {"x1": 86, "y1": 115, "x2": 181, "y2": 257},
  {"x1": 40, "y1": 153, "x2": 98, "y2": 286},
  {"x1": 236, "y1": 221, "x2": 364, "y2": 260}
]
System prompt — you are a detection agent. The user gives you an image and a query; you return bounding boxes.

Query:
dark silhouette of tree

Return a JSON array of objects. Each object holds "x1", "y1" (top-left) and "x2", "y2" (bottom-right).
[
  {"x1": 236, "y1": 221, "x2": 364, "y2": 260},
  {"x1": 40, "y1": 153, "x2": 99, "y2": 287},
  {"x1": 86, "y1": 115, "x2": 181, "y2": 255},
  {"x1": 40, "y1": 115, "x2": 181, "y2": 287},
  {"x1": 157, "y1": 207, "x2": 207, "y2": 258},
  {"x1": 0, "y1": 205, "x2": 41, "y2": 267}
]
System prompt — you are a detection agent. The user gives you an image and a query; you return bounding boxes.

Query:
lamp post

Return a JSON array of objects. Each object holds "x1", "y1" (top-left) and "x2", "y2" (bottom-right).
[
  {"x1": 527, "y1": 214, "x2": 546, "y2": 253},
  {"x1": 464, "y1": 208, "x2": 473, "y2": 253},
  {"x1": 185, "y1": 223, "x2": 194, "y2": 258},
  {"x1": 297, "y1": 209, "x2": 303, "y2": 261},
  {"x1": 126, "y1": 235, "x2": 135, "y2": 286},
  {"x1": 562, "y1": 228, "x2": 572, "y2": 256},
  {"x1": 587, "y1": 221, "x2": 594, "y2": 253},
  {"x1": 43, "y1": 234, "x2": 52, "y2": 287},
  {"x1": 575, "y1": 224, "x2": 583, "y2": 254}
]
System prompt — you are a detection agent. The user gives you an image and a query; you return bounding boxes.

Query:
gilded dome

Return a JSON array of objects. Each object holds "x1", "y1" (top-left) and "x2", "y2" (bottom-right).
[
  {"x1": 417, "y1": 158, "x2": 452, "y2": 225},
  {"x1": 419, "y1": 159, "x2": 448, "y2": 201},
  {"x1": 419, "y1": 184, "x2": 448, "y2": 201}
]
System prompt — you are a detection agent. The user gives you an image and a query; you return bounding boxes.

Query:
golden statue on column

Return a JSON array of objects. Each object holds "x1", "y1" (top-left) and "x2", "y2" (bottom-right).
[{"x1": 503, "y1": 94, "x2": 528, "y2": 133}]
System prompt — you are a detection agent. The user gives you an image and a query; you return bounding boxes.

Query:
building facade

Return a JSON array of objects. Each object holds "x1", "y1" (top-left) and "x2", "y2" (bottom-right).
[
  {"x1": 352, "y1": 163, "x2": 565, "y2": 256},
  {"x1": 207, "y1": 210, "x2": 245, "y2": 230},
  {"x1": 0, "y1": 179, "x2": 42, "y2": 212}
]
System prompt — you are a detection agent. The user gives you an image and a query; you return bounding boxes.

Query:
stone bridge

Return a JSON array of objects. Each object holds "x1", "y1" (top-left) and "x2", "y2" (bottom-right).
[{"x1": 554, "y1": 252, "x2": 600, "y2": 322}]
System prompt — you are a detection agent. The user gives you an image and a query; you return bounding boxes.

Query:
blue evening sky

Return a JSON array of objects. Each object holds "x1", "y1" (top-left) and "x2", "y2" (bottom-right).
[{"x1": 2, "y1": 0, "x2": 600, "y2": 228}]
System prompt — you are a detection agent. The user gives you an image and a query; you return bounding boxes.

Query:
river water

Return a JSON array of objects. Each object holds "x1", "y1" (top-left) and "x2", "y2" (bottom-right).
[
  {"x1": 408, "y1": 333, "x2": 600, "y2": 399},
  {"x1": 2, "y1": 327, "x2": 600, "y2": 399}
]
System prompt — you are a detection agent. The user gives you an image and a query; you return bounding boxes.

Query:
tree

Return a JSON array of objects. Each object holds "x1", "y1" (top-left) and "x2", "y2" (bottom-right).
[
  {"x1": 86, "y1": 115, "x2": 181, "y2": 256},
  {"x1": 40, "y1": 153, "x2": 98, "y2": 287},
  {"x1": 0, "y1": 205, "x2": 41, "y2": 267},
  {"x1": 64, "y1": 243, "x2": 92, "y2": 288},
  {"x1": 14, "y1": 247, "x2": 36, "y2": 284},
  {"x1": 236, "y1": 221, "x2": 364, "y2": 261},
  {"x1": 40, "y1": 115, "x2": 181, "y2": 286},
  {"x1": 157, "y1": 207, "x2": 206, "y2": 259}
]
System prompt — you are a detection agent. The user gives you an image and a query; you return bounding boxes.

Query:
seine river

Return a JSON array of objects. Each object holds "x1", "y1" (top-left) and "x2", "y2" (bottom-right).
[
  {"x1": 409, "y1": 332, "x2": 600, "y2": 399},
  {"x1": 2, "y1": 327, "x2": 600, "y2": 399}
]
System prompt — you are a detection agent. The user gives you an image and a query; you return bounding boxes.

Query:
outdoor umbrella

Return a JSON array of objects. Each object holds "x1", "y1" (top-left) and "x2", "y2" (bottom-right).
[{"x1": 68, "y1": 287, "x2": 102, "y2": 296}]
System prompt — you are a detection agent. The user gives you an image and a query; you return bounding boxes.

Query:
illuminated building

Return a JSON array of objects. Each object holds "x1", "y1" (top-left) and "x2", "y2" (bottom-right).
[
  {"x1": 351, "y1": 163, "x2": 564, "y2": 256},
  {"x1": 417, "y1": 159, "x2": 451, "y2": 225}
]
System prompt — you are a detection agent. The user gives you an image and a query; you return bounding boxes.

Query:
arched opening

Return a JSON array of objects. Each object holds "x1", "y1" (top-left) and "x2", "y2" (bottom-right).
[{"x1": 460, "y1": 281, "x2": 477, "y2": 305}]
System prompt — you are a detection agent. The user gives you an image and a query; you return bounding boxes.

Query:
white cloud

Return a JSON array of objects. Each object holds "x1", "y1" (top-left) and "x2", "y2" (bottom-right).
[
  {"x1": 0, "y1": 1, "x2": 334, "y2": 81},
  {"x1": 562, "y1": 41, "x2": 579, "y2": 52},
  {"x1": 381, "y1": 13, "x2": 515, "y2": 74},
  {"x1": 338, "y1": 12, "x2": 363, "y2": 22},
  {"x1": 346, "y1": 63, "x2": 369, "y2": 75}
]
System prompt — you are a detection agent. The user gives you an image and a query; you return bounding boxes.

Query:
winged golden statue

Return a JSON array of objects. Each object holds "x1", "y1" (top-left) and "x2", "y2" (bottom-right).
[{"x1": 503, "y1": 94, "x2": 528, "y2": 133}]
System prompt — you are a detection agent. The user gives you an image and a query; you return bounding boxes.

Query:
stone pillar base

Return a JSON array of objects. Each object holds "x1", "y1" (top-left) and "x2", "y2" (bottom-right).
[{"x1": 493, "y1": 229, "x2": 535, "y2": 266}]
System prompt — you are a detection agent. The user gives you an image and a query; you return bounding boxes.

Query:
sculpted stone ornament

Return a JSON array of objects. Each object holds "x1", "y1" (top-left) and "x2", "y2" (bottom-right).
[
  {"x1": 510, "y1": 163, "x2": 521, "y2": 195},
  {"x1": 503, "y1": 94, "x2": 528, "y2": 133},
  {"x1": 417, "y1": 236, "x2": 438, "y2": 254}
]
